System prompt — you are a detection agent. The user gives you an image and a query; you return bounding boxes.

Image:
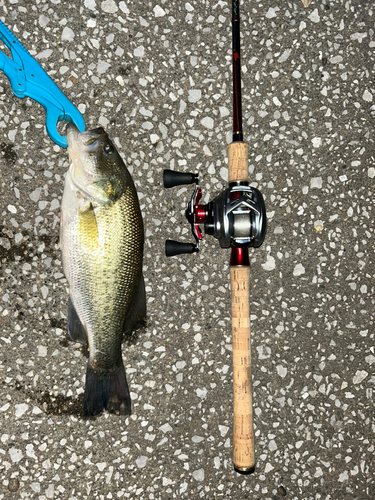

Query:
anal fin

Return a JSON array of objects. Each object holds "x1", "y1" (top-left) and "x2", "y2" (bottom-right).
[
  {"x1": 123, "y1": 273, "x2": 147, "y2": 336},
  {"x1": 68, "y1": 296, "x2": 88, "y2": 344}
]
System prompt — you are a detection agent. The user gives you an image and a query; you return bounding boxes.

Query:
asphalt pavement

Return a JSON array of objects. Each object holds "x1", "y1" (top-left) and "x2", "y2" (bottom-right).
[{"x1": 0, "y1": 1, "x2": 374, "y2": 499}]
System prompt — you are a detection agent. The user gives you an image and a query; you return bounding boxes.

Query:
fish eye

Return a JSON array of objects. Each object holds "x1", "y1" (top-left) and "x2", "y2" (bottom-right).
[{"x1": 104, "y1": 144, "x2": 113, "y2": 154}]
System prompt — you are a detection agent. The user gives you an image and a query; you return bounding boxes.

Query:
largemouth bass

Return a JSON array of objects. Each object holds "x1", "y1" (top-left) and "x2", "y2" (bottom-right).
[{"x1": 60, "y1": 124, "x2": 145, "y2": 416}]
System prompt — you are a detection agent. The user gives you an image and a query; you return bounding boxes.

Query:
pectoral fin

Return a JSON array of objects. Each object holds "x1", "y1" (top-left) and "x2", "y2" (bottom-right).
[{"x1": 78, "y1": 201, "x2": 100, "y2": 249}]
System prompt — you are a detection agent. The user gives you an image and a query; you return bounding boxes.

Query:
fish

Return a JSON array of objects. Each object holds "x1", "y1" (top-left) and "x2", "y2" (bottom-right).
[{"x1": 60, "y1": 123, "x2": 146, "y2": 416}]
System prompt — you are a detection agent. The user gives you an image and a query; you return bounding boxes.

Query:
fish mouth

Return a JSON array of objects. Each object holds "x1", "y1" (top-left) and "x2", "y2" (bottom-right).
[
  {"x1": 66, "y1": 124, "x2": 119, "y2": 205},
  {"x1": 81, "y1": 127, "x2": 107, "y2": 151},
  {"x1": 67, "y1": 123, "x2": 107, "y2": 155},
  {"x1": 66, "y1": 124, "x2": 98, "y2": 201}
]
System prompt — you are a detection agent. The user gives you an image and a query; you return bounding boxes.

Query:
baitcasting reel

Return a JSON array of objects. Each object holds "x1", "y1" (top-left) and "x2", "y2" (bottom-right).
[{"x1": 163, "y1": 169, "x2": 266, "y2": 257}]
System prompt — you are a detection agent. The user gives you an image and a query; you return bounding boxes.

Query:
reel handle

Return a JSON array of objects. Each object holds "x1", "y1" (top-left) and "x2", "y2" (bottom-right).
[
  {"x1": 163, "y1": 169, "x2": 198, "y2": 189},
  {"x1": 165, "y1": 240, "x2": 198, "y2": 257}
]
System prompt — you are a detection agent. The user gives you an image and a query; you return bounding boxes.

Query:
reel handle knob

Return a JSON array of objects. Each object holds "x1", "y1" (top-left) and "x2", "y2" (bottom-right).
[
  {"x1": 163, "y1": 170, "x2": 198, "y2": 189},
  {"x1": 165, "y1": 240, "x2": 198, "y2": 257}
]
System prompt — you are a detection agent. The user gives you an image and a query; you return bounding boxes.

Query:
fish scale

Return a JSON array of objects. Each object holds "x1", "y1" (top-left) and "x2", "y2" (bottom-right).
[{"x1": 64, "y1": 191, "x2": 143, "y2": 356}]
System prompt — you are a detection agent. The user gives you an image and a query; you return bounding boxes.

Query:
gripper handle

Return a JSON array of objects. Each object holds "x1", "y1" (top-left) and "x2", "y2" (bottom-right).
[{"x1": 230, "y1": 265, "x2": 255, "y2": 473}]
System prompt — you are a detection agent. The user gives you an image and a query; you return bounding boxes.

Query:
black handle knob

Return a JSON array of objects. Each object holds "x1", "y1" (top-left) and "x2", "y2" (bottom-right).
[
  {"x1": 165, "y1": 240, "x2": 198, "y2": 257},
  {"x1": 163, "y1": 170, "x2": 198, "y2": 189}
]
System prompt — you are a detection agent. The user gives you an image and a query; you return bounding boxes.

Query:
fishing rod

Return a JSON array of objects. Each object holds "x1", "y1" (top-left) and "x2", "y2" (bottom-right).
[{"x1": 163, "y1": 0, "x2": 266, "y2": 473}]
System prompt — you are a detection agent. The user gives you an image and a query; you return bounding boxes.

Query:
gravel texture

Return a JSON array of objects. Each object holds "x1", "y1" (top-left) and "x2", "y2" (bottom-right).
[{"x1": 0, "y1": 1, "x2": 374, "y2": 499}]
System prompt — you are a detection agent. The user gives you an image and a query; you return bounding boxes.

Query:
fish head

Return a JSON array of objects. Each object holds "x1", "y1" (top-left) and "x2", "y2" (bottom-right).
[{"x1": 66, "y1": 123, "x2": 126, "y2": 205}]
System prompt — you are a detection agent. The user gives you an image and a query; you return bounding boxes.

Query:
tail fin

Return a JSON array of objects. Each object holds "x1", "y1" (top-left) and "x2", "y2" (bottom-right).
[{"x1": 83, "y1": 360, "x2": 131, "y2": 416}]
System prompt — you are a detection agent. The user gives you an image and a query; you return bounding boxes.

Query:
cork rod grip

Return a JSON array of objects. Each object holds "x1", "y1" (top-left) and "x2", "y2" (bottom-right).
[
  {"x1": 227, "y1": 141, "x2": 249, "y2": 184},
  {"x1": 230, "y1": 265, "x2": 255, "y2": 472}
]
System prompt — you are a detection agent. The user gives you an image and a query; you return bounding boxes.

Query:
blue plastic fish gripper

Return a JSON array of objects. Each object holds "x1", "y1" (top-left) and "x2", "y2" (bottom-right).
[{"x1": 0, "y1": 19, "x2": 85, "y2": 148}]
